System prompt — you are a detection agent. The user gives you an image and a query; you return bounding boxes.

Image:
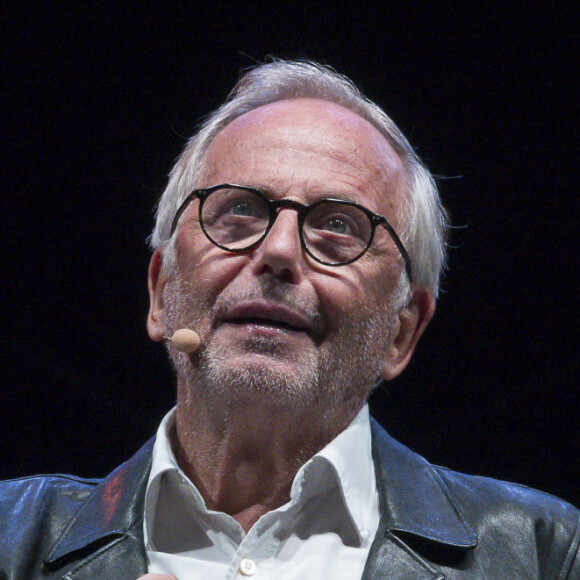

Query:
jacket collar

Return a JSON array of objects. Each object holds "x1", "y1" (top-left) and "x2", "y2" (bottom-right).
[
  {"x1": 370, "y1": 417, "x2": 477, "y2": 548},
  {"x1": 44, "y1": 439, "x2": 154, "y2": 570}
]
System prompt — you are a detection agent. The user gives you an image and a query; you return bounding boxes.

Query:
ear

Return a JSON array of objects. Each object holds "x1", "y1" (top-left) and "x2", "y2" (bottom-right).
[
  {"x1": 380, "y1": 286, "x2": 435, "y2": 381},
  {"x1": 147, "y1": 248, "x2": 169, "y2": 343}
]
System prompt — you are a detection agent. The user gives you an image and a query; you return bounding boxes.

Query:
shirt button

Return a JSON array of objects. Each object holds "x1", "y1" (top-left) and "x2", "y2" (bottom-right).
[{"x1": 239, "y1": 558, "x2": 257, "y2": 576}]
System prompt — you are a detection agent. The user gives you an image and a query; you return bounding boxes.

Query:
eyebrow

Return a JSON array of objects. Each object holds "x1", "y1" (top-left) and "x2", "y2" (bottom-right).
[{"x1": 243, "y1": 184, "x2": 367, "y2": 206}]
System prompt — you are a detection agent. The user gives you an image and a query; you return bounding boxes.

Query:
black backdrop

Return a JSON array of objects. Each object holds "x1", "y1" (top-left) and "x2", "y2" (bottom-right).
[{"x1": 2, "y1": 4, "x2": 578, "y2": 506}]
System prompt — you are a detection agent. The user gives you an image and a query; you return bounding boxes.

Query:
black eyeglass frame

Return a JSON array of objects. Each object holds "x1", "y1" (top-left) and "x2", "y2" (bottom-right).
[{"x1": 170, "y1": 183, "x2": 412, "y2": 279}]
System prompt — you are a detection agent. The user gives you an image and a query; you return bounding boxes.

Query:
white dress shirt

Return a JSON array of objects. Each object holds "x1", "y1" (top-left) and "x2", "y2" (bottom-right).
[{"x1": 144, "y1": 405, "x2": 380, "y2": 579}]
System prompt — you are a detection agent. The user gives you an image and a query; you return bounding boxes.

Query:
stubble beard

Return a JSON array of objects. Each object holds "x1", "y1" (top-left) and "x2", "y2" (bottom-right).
[{"x1": 163, "y1": 268, "x2": 400, "y2": 418}]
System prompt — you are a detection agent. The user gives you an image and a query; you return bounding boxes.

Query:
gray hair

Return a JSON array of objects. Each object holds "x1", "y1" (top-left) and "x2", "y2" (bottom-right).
[{"x1": 150, "y1": 60, "x2": 448, "y2": 298}]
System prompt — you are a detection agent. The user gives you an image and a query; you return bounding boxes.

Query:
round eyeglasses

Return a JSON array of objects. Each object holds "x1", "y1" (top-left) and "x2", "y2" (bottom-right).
[{"x1": 170, "y1": 184, "x2": 412, "y2": 278}]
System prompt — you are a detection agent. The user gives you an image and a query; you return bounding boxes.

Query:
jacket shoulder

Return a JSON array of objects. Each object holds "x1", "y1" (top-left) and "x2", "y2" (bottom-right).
[
  {"x1": 0, "y1": 473, "x2": 99, "y2": 516},
  {"x1": 0, "y1": 474, "x2": 101, "y2": 574},
  {"x1": 434, "y1": 466, "x2": 580, "y2": 577},
  {"x1": 0, "y1": 473, "x2": 99, "y2": 507},
  {"x1": 0, "y1": 438, "x2": 154, "y2": 579},
  {"x1": 434, "y1": 462, "x2": 576, "y2": 507},
  {"x1": 434, "y1": 463, "x2": 579, "y2": 531},
  {"x1": 0, "y1": 475, "x2": 100, "y2": 535},
  {"x1": 370, "y1": 419, "x2": 580, "y2": 577}
]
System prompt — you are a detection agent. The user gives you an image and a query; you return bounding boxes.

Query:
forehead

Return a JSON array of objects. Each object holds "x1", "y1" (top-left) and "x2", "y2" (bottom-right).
[{"x1": 200, "y1": 98, "x2": 404, "y2": 214}]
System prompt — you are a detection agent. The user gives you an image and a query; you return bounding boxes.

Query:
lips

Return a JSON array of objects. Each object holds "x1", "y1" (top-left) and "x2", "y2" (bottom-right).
[{"x1": 221, "y1": 301, "x2": 315, "y2": 335}]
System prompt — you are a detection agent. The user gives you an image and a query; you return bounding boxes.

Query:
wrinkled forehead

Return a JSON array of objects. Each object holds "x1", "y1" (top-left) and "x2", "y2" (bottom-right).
[{"x1": 199, "y1": 98, "x2": 406, "y2": 214}]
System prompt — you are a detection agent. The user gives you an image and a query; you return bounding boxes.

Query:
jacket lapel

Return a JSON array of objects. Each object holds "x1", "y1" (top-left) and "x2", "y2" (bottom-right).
[
  {"x1": 62, "y1": 533, "x2": 147, "y2": 580},
  {"x1": 363, "y1": 527, "x2": 445, "y2": 579},
  {"x1": 363, "y1": 419, "x2": 478, "y2": 579},
  {"x1": 43, "y1": 439, "x2": 154, "y2": 579}
]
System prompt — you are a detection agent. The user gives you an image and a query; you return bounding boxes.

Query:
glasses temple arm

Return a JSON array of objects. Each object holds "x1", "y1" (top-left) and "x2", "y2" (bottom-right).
[
  {"x1": 170, "y1": 192, "x2": 199, "y2": 237},
  {"x1": 379, "y1": 222, "x2": 413, "y2": 282}
]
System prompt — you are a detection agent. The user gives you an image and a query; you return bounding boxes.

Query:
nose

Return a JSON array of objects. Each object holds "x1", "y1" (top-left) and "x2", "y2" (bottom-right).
[{"x1": 251, "y1": 209, "x2": 304, "y2": 283}]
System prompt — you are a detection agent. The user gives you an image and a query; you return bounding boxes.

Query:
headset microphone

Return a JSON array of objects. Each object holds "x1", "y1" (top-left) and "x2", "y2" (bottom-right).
[{"x1": 165, "y1": 328, "x2": 201, "y2": 353}]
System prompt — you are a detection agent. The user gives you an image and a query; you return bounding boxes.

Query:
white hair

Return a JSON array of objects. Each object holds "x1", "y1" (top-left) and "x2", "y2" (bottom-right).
[{"x1": 150, "y1": 60, "x2": 448, "y2": 298}]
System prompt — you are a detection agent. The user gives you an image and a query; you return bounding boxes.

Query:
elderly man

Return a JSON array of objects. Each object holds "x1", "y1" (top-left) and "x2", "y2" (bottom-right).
[{"x1": 1, "y1": 61, "x2": 578, "y2": 579}]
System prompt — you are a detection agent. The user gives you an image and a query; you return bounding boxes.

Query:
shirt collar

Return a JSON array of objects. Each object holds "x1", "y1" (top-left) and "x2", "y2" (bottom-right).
[
  {"x1": 144, "y1": 409, "x2": 189, "y2": 547},
  {"x1": 290, "y1": 405, "x2": 377, "y2": 543},
  {"x1": 144, "y1": 405, "x2": 377, "y2": 548}
]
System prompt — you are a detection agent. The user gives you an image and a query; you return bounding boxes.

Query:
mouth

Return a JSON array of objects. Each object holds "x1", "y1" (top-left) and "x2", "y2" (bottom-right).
[
  {"x1": 228, "y1": 316, "x2": 305, "y2": 333},
  {"x1": 221, "y1": 301, "x2": 315, "y2": 336}
]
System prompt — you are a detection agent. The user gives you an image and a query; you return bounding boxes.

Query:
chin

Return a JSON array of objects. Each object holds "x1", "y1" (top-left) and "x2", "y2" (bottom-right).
[{"x1": 197, "y1": 342, "x2": 321, "y2": 406}]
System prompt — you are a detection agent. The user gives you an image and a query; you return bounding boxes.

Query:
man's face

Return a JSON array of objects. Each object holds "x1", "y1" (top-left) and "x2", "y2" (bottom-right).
[{"x1": 156, "y1": 98, "x2": 411, "y2": 414}]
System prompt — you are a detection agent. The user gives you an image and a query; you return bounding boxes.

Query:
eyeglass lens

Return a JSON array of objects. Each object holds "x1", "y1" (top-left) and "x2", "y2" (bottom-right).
[{"x1": 200, "y1": 186, "x2": 374, "y2": 265}]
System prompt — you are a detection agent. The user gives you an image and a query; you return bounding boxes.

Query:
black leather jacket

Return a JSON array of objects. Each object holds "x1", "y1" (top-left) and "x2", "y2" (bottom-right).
[{"x1": 1, "y1": 419, "x2": 578, "y2": 579}]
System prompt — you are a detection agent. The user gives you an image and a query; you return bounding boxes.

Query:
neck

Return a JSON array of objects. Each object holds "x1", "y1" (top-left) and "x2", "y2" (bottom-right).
[{"x1": 174, "y1": 383, "x2": 363, "y2": 532}]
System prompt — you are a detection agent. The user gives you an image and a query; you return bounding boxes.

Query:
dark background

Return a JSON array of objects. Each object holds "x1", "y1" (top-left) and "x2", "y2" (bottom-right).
[{"x1": 2, "y1": 4, "x2": 578, "y2": 505}]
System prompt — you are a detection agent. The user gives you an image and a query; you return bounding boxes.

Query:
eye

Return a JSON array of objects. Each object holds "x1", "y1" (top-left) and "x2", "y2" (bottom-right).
[
  {"x1": 321, "y1": 216, "x2": 354, "y2": 235},
  {"x1": 228, "y1": 200, "x2": 262, "y2": 217},
  {"x1": 309, "y1": 209, "x2": 361, "y2": 238},
  {"x1": 203, "y1": 187, "x2": 269, "y2": 225}
]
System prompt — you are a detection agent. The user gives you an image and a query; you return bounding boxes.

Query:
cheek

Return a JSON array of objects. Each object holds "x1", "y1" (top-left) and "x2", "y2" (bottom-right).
[
  {"x1": 310, "y1": 277, "x2": 369, "y2": 336},
  {"x1": 313, "y1": 261, "x2": 395, "y2": 321},
  {"x1": 174, "y1": 231, "x2": 250, "y2": 303}
]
